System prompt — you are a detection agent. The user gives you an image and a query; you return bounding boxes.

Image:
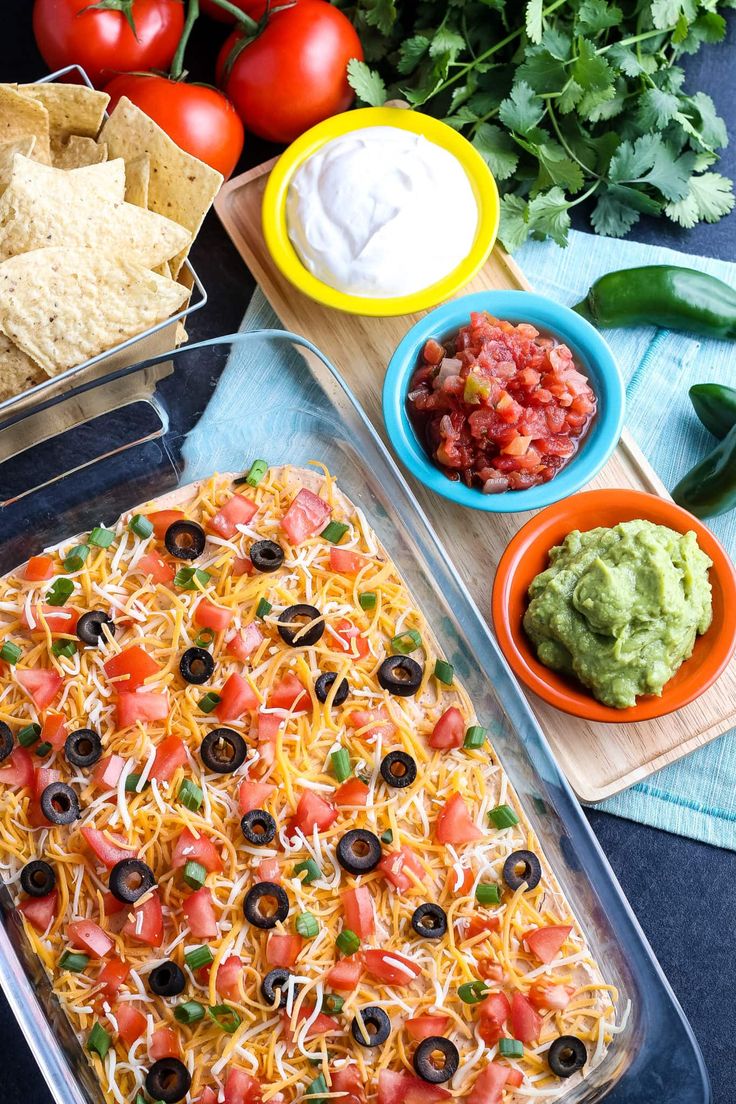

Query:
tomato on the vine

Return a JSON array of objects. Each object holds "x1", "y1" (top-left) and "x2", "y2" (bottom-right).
[
  {"x1": 32, "y1": 0, "x2": 185, "y2": 89},
  {"x1": 216, "y1": 0, "x2": 363, "y2": 144},
  {"x1": 104, "y1": 74, "x2": 244, "y2": 178}
]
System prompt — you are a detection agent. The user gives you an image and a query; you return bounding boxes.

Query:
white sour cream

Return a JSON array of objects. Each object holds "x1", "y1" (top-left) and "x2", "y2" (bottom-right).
[{"x1": 285, "y1": 126, "x2": 479, "y2": 298}]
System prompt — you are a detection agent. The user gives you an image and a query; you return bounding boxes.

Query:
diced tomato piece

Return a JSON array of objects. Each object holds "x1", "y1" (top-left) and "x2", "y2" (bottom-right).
[
  {"x1": 378, "y1": 847, "x2": 425, "y2": 892},
  {"x1": 329, "y1": 548, "x2": 367, "y2": 575},
  {"x1": 16, "y1": 668, "x2": 63, "y2": 710},
  {"x1": 332, "y1": 619, "x2": 369, "y2": 659},
  {"x1": 67, "y1": 919, "x2": 113, "y2": 957},
  {"x1": 92, "y1": 754, "x2": 126, "y2": 790},
  {"x1": 477, "y1": 992, "x2": 511, "y2": 1046},
  {"x1": 98, "y1": 956, "x2": 130, "y2": 998},
  {"x1": 238, "y1": 780, "x2": 276, "y2": 814},
  {"x1": 377, "y1": 1070, "x2": 450, "y2": 1104},
  {"x1": 405, "y1": 1014, "x2": 450, "y2": 1041},
  {"x1": 293, "y1": 790, "x2": 337, "y2": 834},
  {"x1": 198, "y1": 1088, "x2": 218, "y2": 1104},
  {"x1": 428, "y1": 706, "x2": 465, "y2": 750},
  {"x1": 528, "y1": 981, "x2": 575, "y2": 1011},
  {"x1": 102, "y1": 892, "x2": 126, "y2": 917},
  {"x1": 363, "y1": 949, "x2": 421, "y2": 986},
  {"x1": 116, "y1": 690, "x2": 169, "y2": 729},
  {"x1": 330, "y1": 1065, "x2": 364, "y2": 1104},
  {"x1": 255, "y1": 709, "x2": 281, "y2": 769},
  {"x1": 41, "y1": 712, "x2": 67, "y2": 751},
  {"x1": 466, "y1": 1064, "x2": 511, "y2": 1104},
  {"x1": 506, "y1": 1070, "x2": 524, "y2": 1089},
  {"x1": 269, "y1": 672, "x2": 308, "y2": 710},
  {"x1": 346, "y1": 708, "x2": 395, "y2": 739},
  {"x1": 27, "y1": 799, "x2": 51, "y2": 828},
  {"x1": 510, "y1": 991, "x2": 542, "y2": 1043},
  {"x1": 341, "y1": 886, "x2": 374, "y2": 940},
  {"x1": 22, "y1": 604, "x2": 79, "y2": 634},
  {"x1": 150, "y1": 1025, "x2": 180, "y2": 1059},
  {"x1": 82, "y1": 826, "x2": 138, "y2": 869},
  {"x1": 182, "y1": 887, "x2": 218, "y2": 938},
  {"x1": 33, "y1": 766, "x2": 59, "y2": 800},
  {"x1": 134, "y1": 553, "x2": 175, "y2": 584},
  {"x1": 325, "y1": 957, "x2": 364, "y2": 991},
  {"x1": 216, "y1": 955, "x2": 244, "y2": 1001},
  {"x1": 123, "y1": 891, "x2": 164, "y2": 947},
  {"x1": 0, "y1": 748, "x2": 36, "y2": 790},
  {"x1": 172, "y1": 827, "x2": 223, "y2": 873},
  {"x1": 466, "y1": 916, "x2": 501, "y2": 939},
  {"x1": 115, "y1": 1003, "x2": 147, "y2": 1046},
  {"x1": 281, "y1": 1007, "x2": 340, "y2": 1043},
  {"x1": 146, "y1": 510, "x2": 185, "y2": 539},
  {"x1": 215, "y1": 671, "x2": 258, "y2": 721},
  {"x1": 104, "y1": 645, "x2": 161, "y2": 690},
  {"x1": 227, "y1": 622, "x2": 264, "y2": 662},
  {"x1": 232, "y1": 555, "x2": 255, "y2": 576},
  {"x1": 445, "y1": 866, "x2": 474, "y2": 896},
  {"x1": 436, "y1": 793, "x2": 483, "y2": 845},
  {"x1": 476, "y1": 957, "x2": 505, "y2": 984},
  {"x1": 281, "y1": 488, "x2": 331, "y2": 546},
  {"x1": 523, "y1": 924, "x2": 572, "y2": 964},
  {"x1": 224, "y1": 1068, "x2": 262, "y2": 1104},
  {"x1": 25, "y1": 555, "x2": 55, "y2": 581},
  {"x1": 195, "y1": 598, "x2": 234, "y2": 633},
  {"x1": 149, "y1": 734, "x2": 187, "y2": 782},
  {"x1": 266, "y1": 933, "x2": 303, "y2": 968},
  {"x1": 210, "y1": 494, "x2": 258, "y2": 539},
  {"x1": 334, "y1": 777, "x2": 370, "y2": 806},
  {"x1": 18, "y1": 890, "x2": 57, "y2": 932},
  {"x1": 257, "y1": 857, "x2": 281, "y2": 882}
]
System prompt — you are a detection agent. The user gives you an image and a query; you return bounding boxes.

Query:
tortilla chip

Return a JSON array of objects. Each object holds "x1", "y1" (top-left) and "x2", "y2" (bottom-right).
[
  {"x1": 17, "y1": 83, "x2": 109, "y2": 138},
  {"x1": 0, "y1": 138, "x2": 35, "y2": 196},
  {"x1": 51, "y1": 134, "x2": 108, "y2": 169},
  {"x1": 0, "y1": 247, "x2": 189, "y2": 375},
  {"x1": 0, "y1": 86, "x2": 50, "y2": 163},
  {"x1": 99, "y1": 96, "x2": 222, "y2": 275},
  {"x1": 124, "y1": 153, "x2": 150, "y2": 208},
  {"x1": 0, "y1": 331, "x2": 47, "y2": 402},
  {"x1": 5, "y1": 153, "x2": 125, "y2": 204}
]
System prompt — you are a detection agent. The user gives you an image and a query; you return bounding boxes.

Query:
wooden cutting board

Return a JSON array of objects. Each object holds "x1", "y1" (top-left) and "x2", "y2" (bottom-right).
[{"x1": 215, "y1": 158, "x2": 736, "y2": 803}]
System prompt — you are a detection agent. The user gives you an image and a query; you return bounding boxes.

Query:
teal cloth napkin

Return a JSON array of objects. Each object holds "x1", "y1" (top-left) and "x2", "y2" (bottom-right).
[{"x1": 222, "y1": 228, "x2": 736, "y2": 850}]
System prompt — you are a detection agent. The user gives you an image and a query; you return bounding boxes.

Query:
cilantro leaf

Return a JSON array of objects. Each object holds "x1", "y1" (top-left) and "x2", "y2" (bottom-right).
[
  {"x1": 361, "y1": 0, "x2": 397, "y2": 37},
  {"x1": 397, "y1": 35, "x2": 431, "y2": 76},
  {"x1": 346, "y1": 60, "x2": 387, "y2": 107},
  {"x1": 665, "y1": 172, "x2": 735, "y2": 226},
  {"x1": 499, "y1": 195, "x2": 531, "y2": 252},
  {"x1": 429, "y1": 27, "x2": 466, "y2": 62},
  {"x1": 591, "y1": 188, "x2": 642, "y2": 237},
  {"x1": 636, "y1": 87, "x2": 681, "y2": 130},
  {"x1": 472, "y1": 124, "x2": 520, "y2": 181},
  {"x1": 517, "y1": 47, "x2": 568, "y2": 94},
  {"x1": 525, "y1": 0, "x2": 544, "y2": 44},
  {"x1": 532, "y1": 140, "x2": 585, "y2": 193},
  {"x1": 527, "y1": 187, "x2": 571, "y2": 247},
  {"x1": 571, "y1": 37, "x2": 614, "y2": 95},
  {"x1": 685, "y1": 91, "x2": 728, "y2": 150},
  {"x1": 498, "y1": 81, "x2": 545, "y2": 133},
  {"x1": 609, "y1": 133, "x2": 695, "y2": 201},
  {"x1": 575, "y1": 0, "x2": 622, "y2": 34},
  {"x1": 651, "y1": 0, "x2": 698, "y2": 31}
]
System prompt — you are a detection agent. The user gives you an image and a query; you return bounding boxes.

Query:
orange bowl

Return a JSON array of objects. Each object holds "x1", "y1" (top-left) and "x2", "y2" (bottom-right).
[{"x1": 492, "y1": 489, "x2": 736, "y2": 723}]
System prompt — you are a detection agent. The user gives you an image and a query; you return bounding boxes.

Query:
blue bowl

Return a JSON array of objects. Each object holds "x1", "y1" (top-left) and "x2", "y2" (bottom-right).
[{"x1": 382, "y1": 290, "x2": 626, "y2": 513}]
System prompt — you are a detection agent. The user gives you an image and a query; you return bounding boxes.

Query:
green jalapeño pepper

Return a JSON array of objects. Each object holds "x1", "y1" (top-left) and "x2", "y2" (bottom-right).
[
  {"x1": 689, "y1": 383, "x2": 736, "y2": 440},
  {"x1": 574, "y1": 266, "x2": 736, "y2": 340},
  {"x1": 672, "y1": 423, "x2": 736, "y2": 519}
]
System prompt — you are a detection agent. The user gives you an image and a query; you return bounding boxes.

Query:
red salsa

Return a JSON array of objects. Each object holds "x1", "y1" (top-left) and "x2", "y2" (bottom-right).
[{"x1": 406, "y1": 312, "x2": 597, "y2": 493}]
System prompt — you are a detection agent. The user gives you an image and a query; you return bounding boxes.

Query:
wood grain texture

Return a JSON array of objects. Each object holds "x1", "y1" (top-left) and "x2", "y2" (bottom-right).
[{"x1": 215, "y1": 160, "x2": 736, "y2": 803}]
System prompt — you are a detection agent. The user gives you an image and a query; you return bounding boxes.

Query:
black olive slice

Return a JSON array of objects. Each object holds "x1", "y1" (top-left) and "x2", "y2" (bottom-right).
[
  {"x1": 315, "y1": 672, "x2": 349, "y2": 706},
  {"x1": 277, "y1": 604, "x2": 325, "y2": 647},
  {"x1": 413, "y1": 1037, "x2": 459, "y2": 1083},
  {"x1": 146, "y1": 1058, "x2": 191, "y2": 1103},
  {"x1": 243, "y1": 881, "x2": 289, "y2": 929},
  {"x1": 0, "y1": 721, "x2": 13, "y2": 762},
  {"x1": 241, "y1": 810, "x2": 277, "y2": 846},
  {"x1": 548, "y1": 1035, "x2": 587, "y2": 1078},
  {"x1": 336, "y1": 830, "x2": 382, "y2": 875},
  {"x1": 380, "y1": 751, "x2": 417, "y2": 789},
  {"x1": 64, "y1": 728, "x2": 102, "y2": 769},
  {"x1": 20, "y1": 860, "x2": 56, "y2": 898},
  {"x1": 411, "y1": 903, "x2": 447, "y2": 940},
  {"x1": 377, "y1": 656, "x2": 423, "y2": 697},
  {"x1": 76, "y1": 610, "x2": 114, "y2": 647},
  {"x1": 148, "y1": 960, "x2": 186, "y2": 997},
  {"x1": 179, "y1": 647, "x2": 215, "y2": 685},
  {"x1": 250, "y1": 540, "x2": 285, "y2": 573},
  {"x1": 261, "y1": 967, "x2": 292, "y2": 1008},
  {"x1": 40, "y1": 782, "x2": 80, "y2": 825},
  {"x1": 164, "y1": 520, "x2": 206, "y2": 561},
  {"x1": 200, "y1": 728, "x2": 247, "y2": 773},
  {"x1": 502, "y1": 849, "x2": 542, "y2": 892},
  {"x1": 352, "y1": 1006, "x2": 391, "y2": 1047},
  {"x1": 109, "y1": 858, "x2": 155, "y2": 903}
]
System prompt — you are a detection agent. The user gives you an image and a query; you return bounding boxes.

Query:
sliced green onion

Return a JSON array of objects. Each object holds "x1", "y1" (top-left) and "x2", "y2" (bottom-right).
[
  {"x1": 135, "y1": 1094, "x2": 148, "y2": 1104},
  {"x1": 322, "y1": 993, "x2": 344, "y2": 1014},
  {"x1": 321, "y1": 521, "x2": 349, "y2": 544},
  {"x1": 35, "y1": 741, "x2": 52, "y2": 757},
  {"x1": 63, "y1": 544, "x2": 90, "y2": 573},
  {"x1": 380, "y1": 829, "x2": 393, "y2": 845},
  {"x1": 208, "y1": 1004, "x2": 242, "y2": 1033},
  {"x1": 175, "y1": 1000, "x2": 206, "y2": 1024},
  {"x1": 330, "y1": 748, "x2": 351, "y2": 783},
  {"x1": 498, "y1": 1037, "x2": 524, "y2": 1058},
  {"x1": 185, "y1": 946, "x2": 213, "y2": 971},
  {"x1": 464, "y1": 725, "x2": 487, "y2": 749},
  {"x1": 18, "y1": 723, "x2": 41, "y2": 747},
  {"x1": 129, "y1": 514, "x2": 154, "y2": 539},
  {"x1": 391, "y1": 629, "x2": 422, "y2": 654},
  {"x1": 46, "y1": 578, "x2": 74, "y2": 606},
  {"x1": 458, "y1": 980, "x2": 490, "y2": 1004},
  {"x1": 475, "y1": 883, "x2": 501, "y2": 906},
  {"x1": 0, "y1": 642, "x2": 21, "y2": 665},
  {"x1": 358, "y1": 592, "x2": 377, "y2": 611},
  {"x1": 336, "y1": 928, "x2": 360, "y2": 956},
  {"x1": 433, "y1": 659, "x2": 454, "y2": 685},
  {"x1": 198, "y1": 691, "x2": 222, "y2": 714},
  {"x1": 125, "y1": 773, "x2": 148, "y2": 793},
  {"x1": 256, "y1": 597, "x2": 272, "y2": 619},
  {"x1": 51, "y1": 639, "x2": 76, "y2": 659},
  {"x1": 174, "y1": 566, "x2": 211, "y2": 590},
  {"x1": 294, "y1": 858, "x2": 321, "y2": 884},
  {"x1": 183, "y1": 861, "x2": 207, "y2": 890},
  {"x1": 179, "y1": 778, "x2": 203, "y2": 811},
  {"x1": 488, "y1": 803, "x2": 519, "y2": 829},
  {"x1": 305, "y1": 1074, "x2": 328, "y2": 1104},
  {"x1": 59, "y1": 950, "x2": 89, "y2": 972},
  {"x1": 244, "y1": 459, "x2": 268, "y2": 487},
  {"x1": 89, "y1": 527, "x2": 115, "y2": 548},
  {"x1": 295, "y1": 911, "x2": 319, "y2": 939},
  {"x1": 194, "y1": 628, "x2": 216, "y2": 648},
  {"x1": 87, "y1": 1022, "x2": 111, "y2": 1059}
]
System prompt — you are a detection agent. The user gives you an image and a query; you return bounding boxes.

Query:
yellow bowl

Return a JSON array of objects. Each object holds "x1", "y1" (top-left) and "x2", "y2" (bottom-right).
[{"x1": 262, "y1": 106, "x2": 500, "y2": 317}]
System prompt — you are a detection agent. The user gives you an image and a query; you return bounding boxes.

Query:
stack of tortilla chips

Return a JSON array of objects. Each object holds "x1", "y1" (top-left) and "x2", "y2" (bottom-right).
[{"x1": 0, "y1": 83, "x2": 223, "y2": 404}]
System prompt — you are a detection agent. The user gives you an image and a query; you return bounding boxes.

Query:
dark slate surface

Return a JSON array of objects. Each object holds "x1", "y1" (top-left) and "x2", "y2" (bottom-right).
[{"x1": 1, "y1": 5, "x2": 735, "y2": 1103}]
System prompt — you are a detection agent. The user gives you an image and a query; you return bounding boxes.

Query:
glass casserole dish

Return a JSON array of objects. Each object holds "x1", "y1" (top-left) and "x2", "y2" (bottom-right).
[{"x1": 0, "y1": 334, "x2": 710, "y2": 1104}]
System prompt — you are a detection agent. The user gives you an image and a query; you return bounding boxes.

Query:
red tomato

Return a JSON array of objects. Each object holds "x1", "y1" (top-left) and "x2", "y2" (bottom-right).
[
  {"x1": 172, "y1": 828, "x2": 223, "y2": 873},
  {"x1": 466, "y1": 915, "x2": 501, "y2": 940},
  {"x1": 98, "y1": 956, "x2": 130, "y2": 998},
  {"x1": 377, "y1": 1070, "x2": 450, "y2": 1104},
  {"x1": 528, "y1": 981, "x2": 574, "y2": 1011},
  {"x1": 429, "y1": 706, "x2": 465, "y2": 750},
  {"x1": 116, "y1": 690, "x2": 169, "y2": 729},
  {"x1": 19, "y1": 890, "x2": 57, "y2": 932},
  {"x1": 115, "y1": 1003, "x2": 147, "y2": 1047},
  {"x1": 238, "y1": 779, "x2": 275, "y2": 814},
  {"x1": 209, "y1": 493, "x2": 258, "y2": 539},
  {"x1": 293, "y1": 790, "x2": 337, "y2": 834},
  {"x1": 102, "y1": 892, "x2": 126, "y2": 917},
  {"x1": 217, "y1": 955, "x2": 244, "y2": 1001},
  {"x1": 198, "y1": 1089, "x2": 218, "y2": 1104},
  {"x1": 134, "y1": 552, "x2": 175, "y2": 584},
  {"x1": 270, "y1": 672, "x2": 308, "y2": 710},
  {"x1": 32, "y1": 0, "x2": 184, "y2": 88},
  {"x1": 104, "y1": 74, "x2": 244, "y2": 178},
  {"x1": 266, "y1": 933, "x2": 302, "y2": 968},
  {"x1": 445, "y1": 866, "x2": 474, "y2": 896},
  {"x1": 334, "y1": 777, "x2": 369, "y2": 806},
  {"x1": 224, "y1": 1068, "x2": 262, "y2": 1104},
  {"x1": 104, "y1": 645, "x2": 161, "y2": 690},
  {"x1": 333, "y1": 619, "x2": 369, "y2": 660},
  {"x1": 523, "y1": 924, "x2": 572, "y2": 964},
  {"x1": 0, "y1": 748, "x2": 37, "y2": 791},
  {"x1": 67, "y1": 919, "x2": 114, "y2": 957},
  {"x1": 510, "y1": 991, "x2": 542, "y2": 1043},
  {"x1": 22, "y1": 603, "x2": 79, "y2": 634},
  {"x1": 280, "y1": 488, "x2": 331, "y2": 545},
  {"x1": 378, "y1": 847, "x2": 425, "y2": 892},
  {"x1": 150, "y1": 1025, "x2": 180, "y2": 1059},
  {"x1": 227, "y1": 622, "x2": 264, "y2": 662},
  {"x1": 466, "y1": 1064, "x2": 511, "y2": 1104},
  {"x1": 477, "y1": 992, "x2": 511, "y2": 1046},
  {"x1": 195, "y1": 598, "x2": 234, "y2": 633},
  {"x1": 183, "y1": 887, "x2": 218, "y2": 938},
  {"x1": 123, "y1": 891, "x2": 164, "y2": 947},
  {"x1": 16, "y1": 668, "x2": 63, "y2": 710},
  {"x1": 255, "y1": 709, "x2": 281, "y2": 770},
  {"x1": 476, "y1": 957, "x2": 504, "y2": 984},
  {"x1": 25, "y1": 555, "x2": 54, "y2": 581},
  {"x1": 82, "y1": 826, "x2": 138, "y2": 868},
  {"x1": 436, "y1": 793, "x2": 483, "y2": 845},
  {"x1": 92, "y1": 754, "x2": 126, "y2": 790},
  {"x1": 281, "y1": 1007, "x2": 340, "y2": 1042},
  {"x1": 506, "y1": 1070, "x2": 524, "y2": 1089},
  {"x1": 217, "y1": 1, "x2": 362, "y2": 144},
  {"x1": 405, "y1": 1014, "x2": 450, "y2": 1041},
  {"x1": 325, "y1": 956, "x2": 364, "y2": 991},
  {"x1": 232, "y1": 555, "x2": 255, "y2": 576},
  {"x1": 329, "y1": 1065, "x2": 364, "y2": 1104},
  {"x1": 215, "y1": 671, "x2": 258, "y2": 721},
  {"x1": 363, "y1": 949, "x2": 421, "y2": 987},
  {"x1": 149, "y1": 734, "x2": 187, "y2": 781},
  {"x1": 147, "y1": 510, "x2": 185, "y2": 538},
  {"x1": 347, "y1": 708, "x2": 395, "y2": 739},
  {"x1": 33, "y1": 766, "x2": 59, "y2": 801},
  {"x1": 40, "y1": 712, "x2": 67, "y2": 751},
  {"x1": 341, "y1": 886, "x2": 374, "y2": 940},
  {"x1": 257, "y1": 857, "x2": 281, "y2": 882},
  {"x1": 329, "y1": 548, "x2": 367, "y2": 575}
]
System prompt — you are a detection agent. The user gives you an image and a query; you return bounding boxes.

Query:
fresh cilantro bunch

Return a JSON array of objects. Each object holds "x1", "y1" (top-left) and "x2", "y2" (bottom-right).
[{"x1": 341, "y1": 0, "x2": 736, "y2": 249}]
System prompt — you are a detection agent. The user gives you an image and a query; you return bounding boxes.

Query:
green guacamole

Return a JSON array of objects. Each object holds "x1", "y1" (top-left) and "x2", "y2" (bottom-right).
[{"x1": 523, "y1": 520, "x2": 713, "y2": 709}]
